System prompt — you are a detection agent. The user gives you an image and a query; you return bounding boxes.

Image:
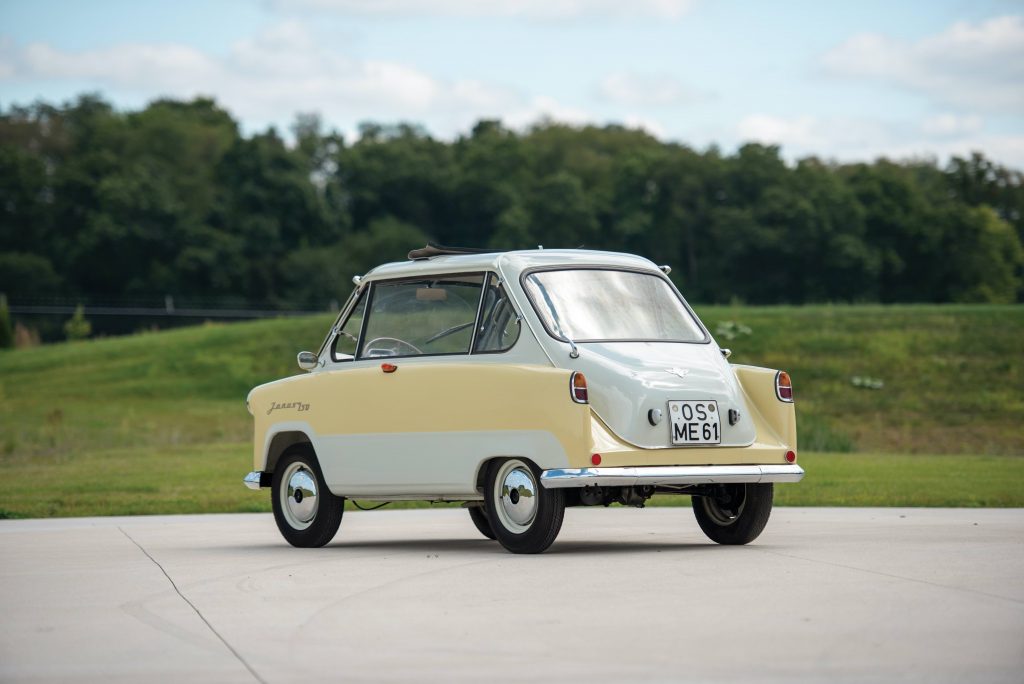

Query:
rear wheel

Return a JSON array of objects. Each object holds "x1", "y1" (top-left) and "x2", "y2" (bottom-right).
[
  {"x1": 692, "y1": 483, "x2": 773, "y2": 545},
  {"x1": 271, "y1": 448, "x2": 344, "y2": 548},
  {"x1": 485, "y1": 458, "x2": 565, "y2": 554},
  {"x1": 467, "y1": 506, "x2": 496, "y2": 540}
]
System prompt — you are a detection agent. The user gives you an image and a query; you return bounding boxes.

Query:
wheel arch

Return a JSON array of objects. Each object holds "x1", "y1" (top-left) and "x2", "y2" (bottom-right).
[
  {"x1": 265, "y1": 430, "x2": 316, "y2": 475},
  {"x1": 474, "y1": 455, "x2": 542, "y2": 493}
]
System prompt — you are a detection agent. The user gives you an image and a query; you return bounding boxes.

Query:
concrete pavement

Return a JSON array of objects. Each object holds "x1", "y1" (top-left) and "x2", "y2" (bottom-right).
[{"x1": 1, "y1": 507, "x2": 1022, "y2": 683}]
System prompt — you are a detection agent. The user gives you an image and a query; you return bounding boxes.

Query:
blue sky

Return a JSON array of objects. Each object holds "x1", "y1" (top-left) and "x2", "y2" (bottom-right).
[{"x1": 2, "y1": 0, "x2": 1022, "y2": 166}]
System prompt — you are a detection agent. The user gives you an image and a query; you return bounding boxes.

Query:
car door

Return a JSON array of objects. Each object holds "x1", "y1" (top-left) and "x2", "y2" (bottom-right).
[{"x1": 315, "y1": 273, "x2": 489, "y2": 498}]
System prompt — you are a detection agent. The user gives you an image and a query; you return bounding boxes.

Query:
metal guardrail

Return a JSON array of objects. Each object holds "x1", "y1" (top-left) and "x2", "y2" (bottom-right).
[
  {"x1": 4, "y1": 293, "x2": 338, "y2": 319},
  {"x1": 8, "y1": 304, "x2": 328, "y2": 318}
]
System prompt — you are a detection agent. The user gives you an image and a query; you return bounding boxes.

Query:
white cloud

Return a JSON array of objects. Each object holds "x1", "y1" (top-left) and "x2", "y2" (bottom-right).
[
  {"x1": 0, "y1": 22, "x2": 564, "y2": 137},
  {"x1": 20, "y1": 42, "x2": 218, "y2": 91},
  {"x1": 737, "y1": 114, "x2": 829, "y2": 150},
  {"x1": 596, "y1": 70, "x2": 704, "y2": 107},
  {"x1": 620, "y1": 115, "x2": 667, "y2": 138},
  {"x1": 821, "y1": 15, "x2": 1024, "y2": 113},
  {"x1": 267, "y1": 0, "x2": 696, "y2": 21},
  {"x1": 736, "y1": 113, "x2": 1024, "y2": 168},
  {"x1": 921, "y1": 114, "x2": 983, "y2": 138},
  {"x1": 503, "y1": 95, "x2": 594, "y2": 129}
]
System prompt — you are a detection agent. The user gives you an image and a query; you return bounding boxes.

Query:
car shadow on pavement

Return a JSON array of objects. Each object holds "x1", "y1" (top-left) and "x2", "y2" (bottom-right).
[{"x1": 222, "y1": 538, "x2": 730, "y2": 555}]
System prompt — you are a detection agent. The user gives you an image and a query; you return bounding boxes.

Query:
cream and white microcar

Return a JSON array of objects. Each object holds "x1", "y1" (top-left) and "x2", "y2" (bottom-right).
[{"x1": 244, "y1": 245, "x2": 803, "y2": 553}]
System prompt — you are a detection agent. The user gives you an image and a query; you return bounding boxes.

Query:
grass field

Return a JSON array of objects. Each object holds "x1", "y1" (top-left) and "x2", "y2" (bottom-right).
[
  {"x1": 1, "y1": 447, "x2": 1021, "y2": 519},
  {"x1": 0, "y1": 304, "x2": 1021, "y2": 518}
]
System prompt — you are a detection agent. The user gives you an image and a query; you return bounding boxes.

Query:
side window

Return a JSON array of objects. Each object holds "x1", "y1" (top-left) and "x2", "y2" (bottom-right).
[
  {"x1": 332, "y1": 290, "x2": 367, "y2": 361},
  {"x1": 358, "y1": 275, "x2": 484, "y2": 359},
  {"x1": 474, "y1": 275, "x2": 520, "y2": 353}
]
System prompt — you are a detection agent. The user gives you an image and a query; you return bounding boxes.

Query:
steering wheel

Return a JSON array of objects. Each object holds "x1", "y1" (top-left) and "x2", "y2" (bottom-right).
[{"x1": 363, "y1": 337, "x2": 423, "y2": 356}]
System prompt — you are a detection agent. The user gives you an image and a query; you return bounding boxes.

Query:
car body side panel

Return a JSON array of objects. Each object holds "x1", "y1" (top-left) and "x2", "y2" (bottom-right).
[
  {"x1": 316, "y1": 430, "x2": 568, "y2": 498},
  {"x1": 249, "y1": 364, "x2": 589, "y2": 497}
]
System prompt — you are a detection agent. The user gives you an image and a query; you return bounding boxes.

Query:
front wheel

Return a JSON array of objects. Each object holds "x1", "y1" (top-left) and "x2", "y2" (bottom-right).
[
  {"x1": 484, "y1": 458, "x2": 565, "y2": 554},
  {"x1": 692, "y1": 483, "x2": 773, "y2": 545},
  {"x1": 271, "y1": 448, "x2": 344, "y2": 548}
]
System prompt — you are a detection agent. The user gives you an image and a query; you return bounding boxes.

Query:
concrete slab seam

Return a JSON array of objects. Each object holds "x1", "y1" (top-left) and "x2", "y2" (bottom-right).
[{"x1": 117, "y1": 526, "x2": 267, "y2": 684}]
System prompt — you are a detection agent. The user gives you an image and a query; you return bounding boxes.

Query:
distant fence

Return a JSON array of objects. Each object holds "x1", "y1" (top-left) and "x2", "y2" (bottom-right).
[
  {"x1": 5, "y1": 295, "x2": 338, "y2": 319},
  {"x1": 9, "y1": 304, "x2": 329, "y2": 319},
  {"x1": 3, "y1": 295, "x2": 339, "y2": 342}
]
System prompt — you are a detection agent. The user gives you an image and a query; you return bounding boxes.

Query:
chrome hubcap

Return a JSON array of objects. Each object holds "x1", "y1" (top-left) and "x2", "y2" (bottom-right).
[
  {"x1": 495, "y1": 460, "x2": 538, "y2": 533},
  {"x1": 281, "y1": 462, "x2": 318, "y2": 529}
]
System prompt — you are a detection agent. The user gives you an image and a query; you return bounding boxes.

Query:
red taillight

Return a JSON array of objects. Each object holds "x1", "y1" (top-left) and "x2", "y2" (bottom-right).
[
  {"x1": 570, "y1": 371, "x2": 588, "y2": 404},
  {"x1": 381, "y1": 363, "x2": 397, "y2": 374},
  {"x1": 591, "y1": 453, "x2": 602, "y2": 465},
  {"x1": 776, "y1": 370, "x2": 794, "y2": 402},
  {"x1": 785, "y1": 450, "x2": 796, "y2": 463}
]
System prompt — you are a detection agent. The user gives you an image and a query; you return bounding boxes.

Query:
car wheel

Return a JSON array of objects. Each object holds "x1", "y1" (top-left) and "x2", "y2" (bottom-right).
[
  {"x1": 467, "y1": 506, "x2": 496, "y2": 540},
  {"x1": 692, "y1": 483, "x2": 773, "y2": 545},
  {"x1": 484, "y1": 458, "x2": 565, "y2": 554},
  {"x1": 271, "y1": 447, "x2": 344, "y2": 548}
]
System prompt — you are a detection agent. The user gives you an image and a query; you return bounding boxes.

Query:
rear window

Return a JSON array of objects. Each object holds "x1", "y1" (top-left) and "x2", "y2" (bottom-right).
[{"x1": 523, "y1": 269, "x2": 706, "y2": 343}]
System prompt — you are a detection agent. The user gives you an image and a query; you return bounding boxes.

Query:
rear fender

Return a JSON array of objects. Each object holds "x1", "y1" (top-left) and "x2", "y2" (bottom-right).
[{"x1": 732, "y1": 365, "x2": 797, "y2": 451}]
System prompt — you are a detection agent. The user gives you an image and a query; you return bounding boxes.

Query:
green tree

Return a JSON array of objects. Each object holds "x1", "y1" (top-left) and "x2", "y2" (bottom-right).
[
  {"x1": 4, "y1": 93, "x2": 1024, "y2": 320},
  {"x1": 942, "y1": 205, "x2": 1023, "y2": 303},
  {"x1": 0, "y1": 253, "x2": 62, "y2": 296}
]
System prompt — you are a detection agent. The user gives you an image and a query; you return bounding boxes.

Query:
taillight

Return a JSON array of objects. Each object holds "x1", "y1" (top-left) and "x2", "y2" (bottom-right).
[
  {"x1": 570, "y1": 371, "x2": 588, "y2": 404},
  {"x1": 776, "y1": 370, "x2": 794, "y2": 402}
]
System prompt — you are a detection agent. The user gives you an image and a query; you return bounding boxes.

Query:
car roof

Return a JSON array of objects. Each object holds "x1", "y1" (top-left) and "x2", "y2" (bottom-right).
[{"x1": 361, "y1": 248, "x2": 661, "y2": 282}]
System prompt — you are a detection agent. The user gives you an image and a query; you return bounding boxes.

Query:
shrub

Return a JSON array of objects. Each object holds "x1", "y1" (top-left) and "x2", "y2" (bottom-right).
[
  {"x1": 64, "y1": 305, "x2": 92, "y2": 341},
  {"x1": 0, "y1": 295, "x2": 12, "y2": 349}
]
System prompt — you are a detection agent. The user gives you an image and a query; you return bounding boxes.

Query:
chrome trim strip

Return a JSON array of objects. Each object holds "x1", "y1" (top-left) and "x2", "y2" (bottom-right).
[
  {"x1": 539, "y1": 464, "x2": 805, "y2": 489},
  {"x1": 244, "y1": 471, "x2": 266, "y2": 490}
]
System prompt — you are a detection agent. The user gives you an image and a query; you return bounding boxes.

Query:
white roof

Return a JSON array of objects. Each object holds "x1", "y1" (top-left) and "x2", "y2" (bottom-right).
[{"x1": 361, "y1": 248, "x2": 660, "y2": 282}]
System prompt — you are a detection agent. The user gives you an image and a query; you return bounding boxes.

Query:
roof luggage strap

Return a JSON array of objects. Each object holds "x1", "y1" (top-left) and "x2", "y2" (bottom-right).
[{"x1": 407, "y1": 243, "x2": 498, "y2": 260}]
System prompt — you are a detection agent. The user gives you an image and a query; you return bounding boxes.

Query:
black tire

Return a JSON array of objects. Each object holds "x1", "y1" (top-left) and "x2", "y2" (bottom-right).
[
  {"x1": 468, "y1": 506, "x2": 497, "y2": 540},
  {"x1": 271, "y1": 447, "x2": 344, "y2": 548},
  {"x1": 692, "y1": 483, "x2": 773, "y2": 545},
  {"x1": 484, "y1": 458, "x2": 565, "y2": 554}
]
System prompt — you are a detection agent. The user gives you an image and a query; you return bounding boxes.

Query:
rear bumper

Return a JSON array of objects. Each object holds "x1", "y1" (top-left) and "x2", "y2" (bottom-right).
[{"x1": 539, "y1": 464, "x2": 804, "y2": 489}]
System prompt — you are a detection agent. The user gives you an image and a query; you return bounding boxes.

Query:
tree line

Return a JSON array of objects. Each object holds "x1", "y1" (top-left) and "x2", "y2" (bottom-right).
[{"x1": 1, "y1": 94, "x2": 1022, "y2": 317}]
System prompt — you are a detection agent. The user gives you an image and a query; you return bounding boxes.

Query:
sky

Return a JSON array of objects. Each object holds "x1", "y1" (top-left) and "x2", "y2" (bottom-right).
[{"x1": 1, "y1": 0, "x2": 1023, "y2": 167}]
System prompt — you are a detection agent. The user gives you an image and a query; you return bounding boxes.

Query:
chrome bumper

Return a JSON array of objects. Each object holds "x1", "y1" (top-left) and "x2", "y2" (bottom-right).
[
  {"x1": 244, "y1": 471, "x2": 270, "y2": 490},
  {"x1": 539, "y1": 464, "x2": 805, "y2": 489}
]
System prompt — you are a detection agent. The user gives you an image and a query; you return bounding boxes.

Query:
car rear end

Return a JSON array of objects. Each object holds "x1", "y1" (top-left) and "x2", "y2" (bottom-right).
[{"x1": 506, "y1": 252, "x2": 802, "y2": 540}]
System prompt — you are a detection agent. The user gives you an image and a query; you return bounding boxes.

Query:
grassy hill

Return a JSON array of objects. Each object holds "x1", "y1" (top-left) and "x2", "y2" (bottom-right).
[{"x1": 1, "y1": 304, "x2": 1021, "y2": 518}]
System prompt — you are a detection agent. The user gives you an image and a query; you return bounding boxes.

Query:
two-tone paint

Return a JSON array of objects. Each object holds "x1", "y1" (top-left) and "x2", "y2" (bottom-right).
[{"x1": 246, "y1": 249, "x2": 802, "y2": 500}]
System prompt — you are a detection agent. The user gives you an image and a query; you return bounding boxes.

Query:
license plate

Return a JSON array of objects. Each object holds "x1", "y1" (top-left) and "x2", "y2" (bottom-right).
[{"x1": 668, "y1": 400, "x2": 721, "y2": 445}]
